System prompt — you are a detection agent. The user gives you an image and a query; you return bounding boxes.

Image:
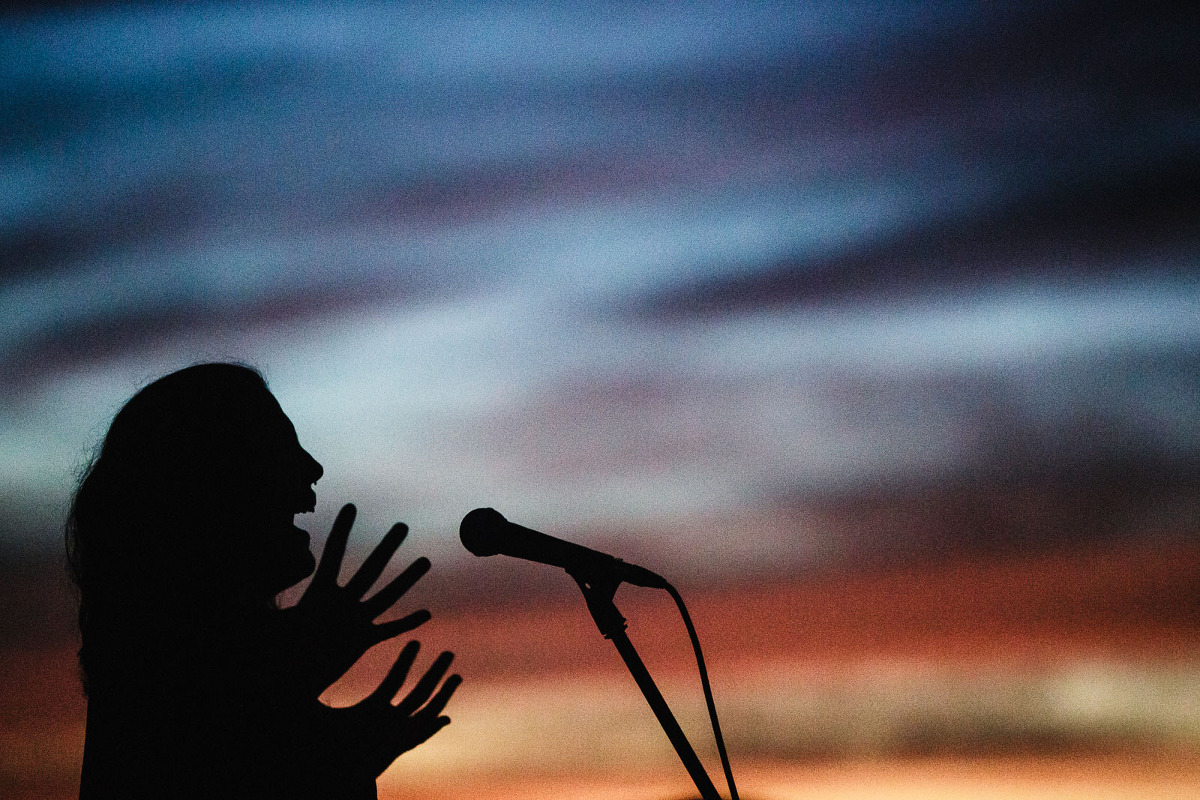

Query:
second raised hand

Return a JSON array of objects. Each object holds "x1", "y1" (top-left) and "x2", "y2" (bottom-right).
[{"x1": 286, "y1": 503, "x2": 433, "y2": 696}]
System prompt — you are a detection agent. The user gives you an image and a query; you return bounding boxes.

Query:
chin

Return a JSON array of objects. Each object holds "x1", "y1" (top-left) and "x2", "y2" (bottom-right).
[
  {"x1": 274, "y1": 543, "x2": 317, "y2": 594},
  {"x1": 259, "y1": 524, "x2": 316, "y2": 595}
]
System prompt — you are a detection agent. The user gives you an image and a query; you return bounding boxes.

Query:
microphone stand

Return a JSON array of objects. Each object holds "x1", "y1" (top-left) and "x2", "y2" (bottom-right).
[{"x1": 570, "y1": 570, "x2": 722, "y2": 800}]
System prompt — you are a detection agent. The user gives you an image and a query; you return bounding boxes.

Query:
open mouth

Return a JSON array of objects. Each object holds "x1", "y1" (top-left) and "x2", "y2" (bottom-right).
[
  {"x1": 284, "y1": 485, "x2": 318, "y2": 537},
  {"x1": 291, "y1": 485, "x2": 317, "y2": 516},
  {"x1": 286, "y1": 496, "x2": 315, "y2": 549}
]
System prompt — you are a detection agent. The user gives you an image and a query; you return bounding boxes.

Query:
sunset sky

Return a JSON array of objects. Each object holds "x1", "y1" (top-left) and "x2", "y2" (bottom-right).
[{"x1": 2, "y1": 2, "x2": 1198, "y2": 798}]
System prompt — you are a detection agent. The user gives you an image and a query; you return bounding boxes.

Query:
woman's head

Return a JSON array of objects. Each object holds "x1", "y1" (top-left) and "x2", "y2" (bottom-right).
[{"x1": 68, "y1": 363, "x2": 323, "y2": 685}]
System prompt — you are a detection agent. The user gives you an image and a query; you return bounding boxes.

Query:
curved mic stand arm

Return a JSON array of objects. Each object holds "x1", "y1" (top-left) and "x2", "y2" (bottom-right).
[{"x1": 569, "y1": 570, "x2": 722, "y2": 800}]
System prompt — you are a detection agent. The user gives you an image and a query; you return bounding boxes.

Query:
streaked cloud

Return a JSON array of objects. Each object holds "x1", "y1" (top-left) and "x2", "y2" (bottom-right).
[{"x1": 1, "y1": 1, "x2": 1197, "y2": 567}]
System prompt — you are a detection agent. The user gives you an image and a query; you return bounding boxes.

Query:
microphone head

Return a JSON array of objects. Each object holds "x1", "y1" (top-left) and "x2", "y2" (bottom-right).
[{"x1": 460, "y1": 507, "x2": 508, "y2": 556}]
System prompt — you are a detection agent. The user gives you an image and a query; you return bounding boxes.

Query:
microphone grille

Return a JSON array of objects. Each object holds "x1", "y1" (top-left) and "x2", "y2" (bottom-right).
[{"x1": 460, "y1": 507, "x2": 507, "y2": 556}]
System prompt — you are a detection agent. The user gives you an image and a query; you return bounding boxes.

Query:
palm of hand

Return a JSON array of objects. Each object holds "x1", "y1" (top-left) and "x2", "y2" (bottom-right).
[
  {"x1": 329, "y1": 641, "x2": 461, "y2": 780},
  {"x1": 281, "y1": 504, "x2": 433, "y2": 697}
]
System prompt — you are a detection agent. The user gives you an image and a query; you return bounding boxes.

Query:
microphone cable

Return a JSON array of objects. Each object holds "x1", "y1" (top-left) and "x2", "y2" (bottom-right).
[{"x1": 661, "y1": 579, "x2": 739, "y2": 800}]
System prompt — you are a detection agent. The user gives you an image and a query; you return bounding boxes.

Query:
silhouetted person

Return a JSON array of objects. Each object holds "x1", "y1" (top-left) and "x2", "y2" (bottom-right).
[{"x1": 67, "y1": 362, "x2": 460, "y2": 799}]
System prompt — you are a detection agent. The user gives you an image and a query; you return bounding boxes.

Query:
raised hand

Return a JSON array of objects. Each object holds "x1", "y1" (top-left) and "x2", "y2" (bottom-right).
[
  {"x1": 330, "y1": 641, "x2": 462, "y2": 780},
  {"x1": 281, "y1": 503, "x2": 433, "y2": 696}
]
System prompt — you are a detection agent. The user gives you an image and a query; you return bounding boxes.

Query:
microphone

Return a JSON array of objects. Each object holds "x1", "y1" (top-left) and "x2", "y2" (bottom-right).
[{"x1": 460, "y1": 508, "x2": 668, "y2": 589}]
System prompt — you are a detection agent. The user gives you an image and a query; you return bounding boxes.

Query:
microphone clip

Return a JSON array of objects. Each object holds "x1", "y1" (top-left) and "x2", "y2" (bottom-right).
[{"x1": 568, "y1": 569, "x2": 627, "y2": 639}]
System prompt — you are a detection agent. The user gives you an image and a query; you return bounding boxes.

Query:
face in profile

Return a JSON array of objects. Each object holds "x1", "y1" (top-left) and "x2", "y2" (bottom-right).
[
  {"x1": 239, "y1": 392, "x2": 325, "y2": 596},
  {"x1": 70, "y1": 363, "x2": 328, "y2": 608},
  {"x1": 215, "y1": 388, "x2": 326, "y2": 598}
]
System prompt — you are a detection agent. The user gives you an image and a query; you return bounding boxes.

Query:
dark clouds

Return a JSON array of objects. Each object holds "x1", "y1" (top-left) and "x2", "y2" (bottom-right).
[
  {"x1": 634, "y1": 159, "x2": 1200, "y2": 317},
  {"x1": 0, "y1": 1, "x2": 1197, "y2": 568}
]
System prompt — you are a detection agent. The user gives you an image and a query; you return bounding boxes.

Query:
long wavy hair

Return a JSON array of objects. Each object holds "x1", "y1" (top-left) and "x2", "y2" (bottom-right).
[{"x1": 66, "y1": 363, "x2": 313, "y2": 695}]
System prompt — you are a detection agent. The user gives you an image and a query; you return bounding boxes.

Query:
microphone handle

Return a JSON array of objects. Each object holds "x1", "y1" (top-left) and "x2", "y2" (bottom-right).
[{"x1": 504, "y1": 520, "x2": 668, "y2": 589}]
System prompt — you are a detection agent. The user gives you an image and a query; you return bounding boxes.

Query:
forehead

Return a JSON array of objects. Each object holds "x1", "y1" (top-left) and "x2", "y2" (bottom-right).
[
  {"x1": 252, "y1": 393, "x2": 300, "y2": 442},
  {"x1": 200, "y1": 384, "x2": 299, "y2": 452}
]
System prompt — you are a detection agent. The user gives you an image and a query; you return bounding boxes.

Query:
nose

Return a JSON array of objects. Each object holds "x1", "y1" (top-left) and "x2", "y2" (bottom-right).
[{"x1": 302, "y1": 448, "x2": 323, "y2": 483}]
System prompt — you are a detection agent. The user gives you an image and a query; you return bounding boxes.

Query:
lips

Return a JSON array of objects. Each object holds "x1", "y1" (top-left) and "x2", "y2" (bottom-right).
[
  {"x1": 292, "y1": 486, "x2": 317, "y2": 515},
  {"x1": 287, "y1": 484, "x2": 316, "y2": 544}
]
